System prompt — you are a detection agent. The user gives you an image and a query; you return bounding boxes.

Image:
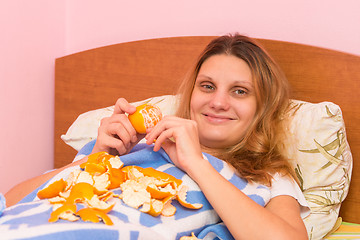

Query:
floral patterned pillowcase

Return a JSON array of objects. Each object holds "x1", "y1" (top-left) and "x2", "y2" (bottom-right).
[
  {"x1": 61, "y1": 96, "x2": 353, "y2": 240},
  {"x1": 284, "y1": 100, "x2": 352, "y2": 240}
]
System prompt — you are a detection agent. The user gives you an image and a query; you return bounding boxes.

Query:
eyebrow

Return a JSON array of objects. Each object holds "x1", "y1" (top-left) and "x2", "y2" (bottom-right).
[{"x1": 196, "y1": 74, "x2": 254, "y2": 88}]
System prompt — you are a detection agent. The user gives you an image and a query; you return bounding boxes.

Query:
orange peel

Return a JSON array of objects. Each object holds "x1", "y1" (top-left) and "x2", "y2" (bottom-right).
[
  {"x1": 84, "y1": 163, "x2": 107, "y2": 175},
  {"x1": 146, "y1": 184, "x2": 174, "y2": 200},
  {"x1": 180, "y1": 232, "x2": 199, "y2": 240},
  {"x1": 128, "y1": 104, "x2": 162, "y2": 134},
  {"x1": 66, "y1": 182, "x2": 95, "y2": 204},
  {"x1": 103, "y1": 155, "x2": 123, "y2": 169},
  {"x1": 176, "y1": 185, "x2": 203, "y2": 209},
  {"x1": 123, "y1": 166, "x2": 145, "y2": 180},
  {"x1": 161, "y1": 200, "x2": 177, "y2": 217},
  {"x1": 120, "y1": 183, "x2": 151, "y2": 209},
  {"x1": 40, "y1": 151, "x2": 202, "y2": 224},
  {"x1": 141, "y1": 167, "x2": 182, "y2": 187},
  {"x1": 98, "y1": 191, "x2": 114, "y2": 201},
  {"x1": 86, "y1": 195, "x2": 115, "y2": 213},
  {"x1": 76, "y1": 208, "x2": 100, "y2": 223},
  {"x1": 77, "y1": 208, "x2": 114, "y2": 225},
  {"x1": 49, "y1": 203, "x2": 78, "y2": 222},
  {"x1": 48, "y1": 196, "x2": 66, "y2": 204},
  {"x1": 37, "y1": 179, "x2": 67, "y2": 199},
  {"x1": 80, "y1": 151, "x2": 109, "y2": 169},
  {"x1": 119, "y1": 165, "x2": 202, "y2": 217},
  {"x1": 143, "y1": 199, "x2": 164, "y2": 217},
  {"x1": 107, "y1": 167, "x2": 126, "y2": 189},
  {"x1": 93, "y1": 173, "x2": 111, "y2": 192}
]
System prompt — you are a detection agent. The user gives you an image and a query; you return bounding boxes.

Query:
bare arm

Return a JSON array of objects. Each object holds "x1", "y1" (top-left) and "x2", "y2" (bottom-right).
[
  {"x1": 6, "y1": 98, "x2": 141, "y2": 208},
  {"x1": 5, "y1": 157, "x2": 87, "y2": 207},
  {"x1": 146, "y1": 116, "x2": 308, "y2": 240},
  {"x1": 187, "y1": 158, "x2": 308, "y2": 240}
]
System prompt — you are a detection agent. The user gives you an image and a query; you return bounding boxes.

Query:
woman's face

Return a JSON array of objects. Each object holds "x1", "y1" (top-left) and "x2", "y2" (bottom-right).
[{"x1": 190, "y1": 54, "x2": 257, "y2": 149}]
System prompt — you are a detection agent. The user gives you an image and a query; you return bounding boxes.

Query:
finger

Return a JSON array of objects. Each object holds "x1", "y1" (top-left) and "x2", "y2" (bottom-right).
[
  {"x1": 104, "y1": 136, "x2": 128, "y2": 155},
  {"x1": 97, "y1": 118, "x2": 133, "y2": 149},
  {"x1": 104, "y1": 114, "x2": 138, "y2": 143},
  {"x1": 144, "y1": 115, "x2": 175, "y2": 142},
  {"x1": 113, "y1": 98, "x2": 137, "y2": 115},
  {"x1": 152, "y1": 128, "x2": 175, "y2": 152},
  {"x1": 93, "y1": 133, "x2": 124, "y2": 154},
  {"x1": 107, "y1": 123, "x2": 133, "y2": 148}
]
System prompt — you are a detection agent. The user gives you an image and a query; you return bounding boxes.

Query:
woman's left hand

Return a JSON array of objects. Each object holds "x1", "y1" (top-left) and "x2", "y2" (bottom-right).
[{"x1": 144, "y1": 116, "x2": 204, "y2": 174}]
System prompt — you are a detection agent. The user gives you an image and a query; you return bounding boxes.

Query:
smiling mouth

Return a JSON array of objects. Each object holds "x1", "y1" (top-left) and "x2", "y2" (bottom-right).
[{"x1": 203, "y1": 113, "x2": 234, "y2": 122}]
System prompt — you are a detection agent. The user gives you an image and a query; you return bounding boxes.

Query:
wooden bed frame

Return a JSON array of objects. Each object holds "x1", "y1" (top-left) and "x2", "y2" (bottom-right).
[{"x1": 55, "y1": 36, "x2": 360, "y2": 224}]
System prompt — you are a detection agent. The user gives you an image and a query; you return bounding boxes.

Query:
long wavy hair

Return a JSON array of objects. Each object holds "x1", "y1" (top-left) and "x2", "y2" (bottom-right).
[{"x1": 176, "y1": 34, "x2": 296, "y2": 186}]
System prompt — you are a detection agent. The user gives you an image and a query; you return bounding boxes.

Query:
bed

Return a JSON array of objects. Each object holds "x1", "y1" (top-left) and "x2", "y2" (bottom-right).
[{"x1": 1, "y1": 36, "x2": 360, "y2": 239}]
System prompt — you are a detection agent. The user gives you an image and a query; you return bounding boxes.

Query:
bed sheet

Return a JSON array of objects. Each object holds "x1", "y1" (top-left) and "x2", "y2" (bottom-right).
[
  {"x1": 325, "y1": 221, "x2": 360, "y2": 240},
  {"x1": 0, "y1": 143, "x2": 271, "y2": 240}
]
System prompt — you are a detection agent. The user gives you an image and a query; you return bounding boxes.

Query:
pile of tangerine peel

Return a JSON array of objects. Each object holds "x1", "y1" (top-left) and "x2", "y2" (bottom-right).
[
  {"x1": 37, "y1": 151, "x2": 203, "y2": 226},
  {"x1": 36, "y1": 104, "x2": 201, "y2": 239}
]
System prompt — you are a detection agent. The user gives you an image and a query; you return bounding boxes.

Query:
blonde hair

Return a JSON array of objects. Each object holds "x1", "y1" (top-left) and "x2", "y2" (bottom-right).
[{"x1": 176, "y1": 34, "x2": 295, "y2": 186}]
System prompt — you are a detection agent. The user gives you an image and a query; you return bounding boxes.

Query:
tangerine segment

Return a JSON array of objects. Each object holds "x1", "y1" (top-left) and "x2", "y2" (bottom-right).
[
  {"x1": 128, "y1": 104, "x2": 162, "y2": 134},
  {"x1": 37, "y1": 179, "x2": 67, "y2": 199}
]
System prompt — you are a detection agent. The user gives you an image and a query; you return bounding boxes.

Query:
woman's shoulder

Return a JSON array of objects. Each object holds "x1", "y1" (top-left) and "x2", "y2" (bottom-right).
[{"x1": 270, "y1": 173, "x2": 310, "y2": 218}]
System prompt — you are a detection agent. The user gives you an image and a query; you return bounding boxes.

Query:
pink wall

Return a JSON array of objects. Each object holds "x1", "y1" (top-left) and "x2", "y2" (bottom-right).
[
  {"x1": 0, "y1": 1, "x2": 65, "y2": 194},
  {"x1": 65, "y1": 0, "x2": 360, "y2": 55},
  {"x1": 1, "y1": 0, "x2": 359, "y2": 195}
]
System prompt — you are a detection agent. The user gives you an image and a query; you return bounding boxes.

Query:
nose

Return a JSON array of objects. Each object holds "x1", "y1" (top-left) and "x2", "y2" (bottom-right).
[{"x1": 209, "y1": 90, "x2": 230, "y2": 111}]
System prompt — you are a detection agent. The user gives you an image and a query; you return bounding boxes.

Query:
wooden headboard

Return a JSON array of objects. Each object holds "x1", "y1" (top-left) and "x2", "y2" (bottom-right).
[{"x1": 55, "y1": 36, "x2": 360, "y2": 223}]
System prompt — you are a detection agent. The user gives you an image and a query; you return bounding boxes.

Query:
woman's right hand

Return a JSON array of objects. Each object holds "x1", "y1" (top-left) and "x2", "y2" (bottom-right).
[{"x1": 91, "y1": 98, "x2": 144, "y2": 156}]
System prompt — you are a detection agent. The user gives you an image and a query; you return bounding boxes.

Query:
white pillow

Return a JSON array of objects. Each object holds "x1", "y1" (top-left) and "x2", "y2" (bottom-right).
[
  {"x1": 61, "y1": 95, "x2": 179, "y2": 151},
  {"x1": 61, "y1": 95, "x2": 352, "y2": 240},
  {"x1": 285, "y1": 100, "x2": 352, "y2": 239}
]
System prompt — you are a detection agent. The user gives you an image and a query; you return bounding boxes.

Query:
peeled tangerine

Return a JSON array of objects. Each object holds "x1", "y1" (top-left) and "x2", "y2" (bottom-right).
[{"x1": 128, "y1": 104, "x2": 162, "y2": 134}]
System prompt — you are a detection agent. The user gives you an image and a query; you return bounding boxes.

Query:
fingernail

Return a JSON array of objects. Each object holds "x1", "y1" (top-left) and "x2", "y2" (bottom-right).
[{"x1": 131, "y1": 135, "x2": 137, "y2": 142}]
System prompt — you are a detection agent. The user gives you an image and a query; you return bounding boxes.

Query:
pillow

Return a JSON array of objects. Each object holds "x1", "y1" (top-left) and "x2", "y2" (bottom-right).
[
  {"x1": 61, "y1": 95, "x2": 353, "y2": 240},
  {"x1": 61, "y1": 95, "x2": 179, "y2": 151},
  {"x1": 285, "y1": 100, "x2": 352, "y2": 239}
]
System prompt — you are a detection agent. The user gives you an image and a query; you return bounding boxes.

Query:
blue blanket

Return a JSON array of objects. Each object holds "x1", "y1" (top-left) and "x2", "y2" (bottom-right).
[{"x1": 0, "y1": 141, "x2": 271, "y2": 240}]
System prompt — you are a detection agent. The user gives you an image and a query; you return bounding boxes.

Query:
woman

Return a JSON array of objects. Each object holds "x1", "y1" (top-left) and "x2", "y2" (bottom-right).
[
  {"x1": 6, "y1": 34, "x2": 309, "y2": 239},
  {"x1": 91, "y1": 34, "x2": 309, "y2": 239}
]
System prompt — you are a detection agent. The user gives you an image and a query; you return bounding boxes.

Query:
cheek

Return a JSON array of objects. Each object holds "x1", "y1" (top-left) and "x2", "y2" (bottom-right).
[
  {"x1": 237, "y1": 101, "x2": 257, "y2": 125},
  {"x1": 189, "y1": 93, "x2": 201, "y2": 119}
]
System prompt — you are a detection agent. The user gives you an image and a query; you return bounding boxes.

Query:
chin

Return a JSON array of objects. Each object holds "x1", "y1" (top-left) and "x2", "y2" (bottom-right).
[{"x1": 200, "y1": 136, "x2": 233, "y2": 149}]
